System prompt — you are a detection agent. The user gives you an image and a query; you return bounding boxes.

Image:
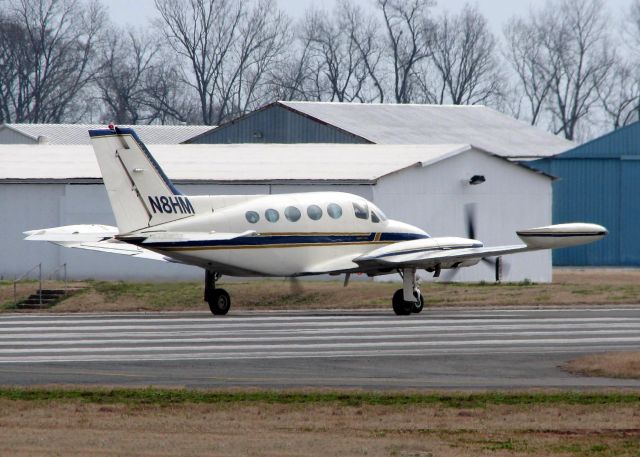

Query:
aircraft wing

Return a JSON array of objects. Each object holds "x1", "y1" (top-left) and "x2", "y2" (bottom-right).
[
  {"x1": 355, "y1": 243, "x2": 528, "y2": 269},
  {"x1": 354, "y1": 223, "x2": 608, "y2": 270}
]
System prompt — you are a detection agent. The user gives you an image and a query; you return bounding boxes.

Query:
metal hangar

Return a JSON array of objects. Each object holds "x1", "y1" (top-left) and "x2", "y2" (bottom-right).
[
  {"x1": 531, "y1": 121, "x2": 640, "y2": 266},
  {"x1": 187, "y1": 101, "x2": 574, "y2": 161}
]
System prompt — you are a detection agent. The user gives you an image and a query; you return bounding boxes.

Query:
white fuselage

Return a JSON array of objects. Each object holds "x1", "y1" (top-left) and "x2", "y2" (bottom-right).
[{"x1": 130, "y1": 192, "x2": 429, "y2": 277}]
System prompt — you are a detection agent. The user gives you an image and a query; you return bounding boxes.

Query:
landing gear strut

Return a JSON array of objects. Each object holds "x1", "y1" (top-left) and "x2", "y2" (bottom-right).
[
  {"x1": 205, "y1": 270, "x2": 230, "y2": 316},
  {"x1": 392, "y1": 268, "x2": 424, "y2": 315}
]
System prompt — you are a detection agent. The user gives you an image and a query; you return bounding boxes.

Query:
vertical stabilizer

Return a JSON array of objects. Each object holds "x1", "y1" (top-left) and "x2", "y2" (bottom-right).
[{"x1": 89, "y1": 126, "x2": 196, "y2": 233}]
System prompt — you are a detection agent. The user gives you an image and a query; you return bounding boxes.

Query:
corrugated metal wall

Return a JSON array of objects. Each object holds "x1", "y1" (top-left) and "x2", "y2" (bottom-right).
[
  {"x1": 531, "y1": 122, "x2": 640, "y2": 266},
  {"x1": 189, "y1": 105, "x2": 369, "y2": 144}
]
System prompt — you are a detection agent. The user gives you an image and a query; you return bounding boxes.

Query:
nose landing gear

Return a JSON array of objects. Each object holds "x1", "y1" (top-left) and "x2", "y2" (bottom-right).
[
  {"x1": 205, "y1": 270, "x2": 231, "y2": 315},
  {"x1": 392, "y1": 268, "x2": 424, "y2": 315}
]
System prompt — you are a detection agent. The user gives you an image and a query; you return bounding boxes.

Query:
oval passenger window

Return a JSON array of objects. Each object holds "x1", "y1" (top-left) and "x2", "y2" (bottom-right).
[
  {"x1": 245, "y1": 211, "x2": 260, "y2": 223},
  {"x1": 327, "y1": 203, "x2": 342, "y2": 219},
  {"x1": 285, "y1": 206, "x2": 301, "y2": 222},
  {"x1": 353, "y1": 201, "x2": 369, "y2": 220},
  {"x1": 307, "y1": 205, "x2": 323, "y2": 220},
  {"x1": 265, "y1": 208, "x2": 279, "y2": 223}
]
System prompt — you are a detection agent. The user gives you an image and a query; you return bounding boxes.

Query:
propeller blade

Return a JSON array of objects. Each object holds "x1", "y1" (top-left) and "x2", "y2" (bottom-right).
[
  {"x1": 464, "y1": 203, "x2": 477, "y2": 240},
  {"x1": 481, "y1": 257, "x2": 496, "y2": 267},
  {"x1": 439, "y1": 267, "x2": 461, "y2": 282},
  {"x1": 287, "y1": 277, "x2": 303, "y2": 294},
  {"x1": 482, "y1": 256, "x2": 510, "y2": 282}
]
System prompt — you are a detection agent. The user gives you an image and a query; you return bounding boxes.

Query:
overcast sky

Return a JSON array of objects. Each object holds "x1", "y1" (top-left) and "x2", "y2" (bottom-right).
[{"x1": 103, "y1": 0, "x2": 633, "y2": 32}]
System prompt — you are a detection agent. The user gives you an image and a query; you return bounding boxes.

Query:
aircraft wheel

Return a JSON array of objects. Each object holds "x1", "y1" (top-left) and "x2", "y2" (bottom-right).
[
  {"x1": 412, "y1": 293, "x2": 424, "y2": 313},
  {"x1": 392, "y1": 289, "x2": 412, "y2": 316},
  {"x1": 208, "y1": 289, "x2": 231, "y2": 315}
]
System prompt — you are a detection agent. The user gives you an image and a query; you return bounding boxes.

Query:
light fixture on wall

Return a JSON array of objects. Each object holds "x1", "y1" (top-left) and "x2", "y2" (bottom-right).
[
  {"x1": 468, "y1": 174, "x2": 486, "y2": 185},
  {"x1": 252, "y1": 130, "x2": 263, "y2": 139}
]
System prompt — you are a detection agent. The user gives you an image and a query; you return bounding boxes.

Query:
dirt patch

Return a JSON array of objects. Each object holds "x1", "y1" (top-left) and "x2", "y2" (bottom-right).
[
  {"x1": 3, "y1": 269, "x2": 640, "y2": 313},
  {"x1": 563, "y1": 352, "x2": 640, "y2": 380},
  {"x1": 0, "y1": 399, "x2": 639, "y2": 456}
]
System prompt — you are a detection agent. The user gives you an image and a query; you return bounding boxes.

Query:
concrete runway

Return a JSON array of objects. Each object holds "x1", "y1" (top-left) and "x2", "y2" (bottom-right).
[{"x1": 0, "y1": 307, "x2": 639, "y2": 389}]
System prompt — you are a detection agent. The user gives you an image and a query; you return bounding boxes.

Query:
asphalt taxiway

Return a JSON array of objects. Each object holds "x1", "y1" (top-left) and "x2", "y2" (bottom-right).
[{"x1": 0, "y1": 307, "x2": 639, "y2": 389}]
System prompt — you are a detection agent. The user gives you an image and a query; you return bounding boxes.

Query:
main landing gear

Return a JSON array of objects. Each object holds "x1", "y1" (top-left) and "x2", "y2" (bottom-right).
[
  {"x1": 392, "y1": 268, "x2": 424, "y2": 316},
  {"x1": 205, "y1": 270, "x2": 230, "y2": 315}
]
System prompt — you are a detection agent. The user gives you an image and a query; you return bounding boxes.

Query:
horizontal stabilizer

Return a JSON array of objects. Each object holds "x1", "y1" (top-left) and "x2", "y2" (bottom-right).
[
  {"x1": 24, "y1": 224, "x2": 175, "y2": 262},
  {"x1": 24, "y1": 224, "x2": 118, "y2": 242}
]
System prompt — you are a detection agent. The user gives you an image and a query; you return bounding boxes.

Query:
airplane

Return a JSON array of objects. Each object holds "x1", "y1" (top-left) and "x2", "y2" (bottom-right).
[{"x1": 24, "y1": 125, "x2": 608, "y2": 316}]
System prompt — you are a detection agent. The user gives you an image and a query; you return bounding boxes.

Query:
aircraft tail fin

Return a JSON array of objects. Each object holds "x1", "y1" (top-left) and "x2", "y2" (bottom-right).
[{"x1": 89, "y1": 126, "x2": 196, "y2": 234}]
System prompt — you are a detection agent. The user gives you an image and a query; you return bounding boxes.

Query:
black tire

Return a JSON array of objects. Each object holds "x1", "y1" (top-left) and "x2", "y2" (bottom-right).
[
  {"x1": 392, "y1": 289, "x2": 412, "y2": 316},
  {"x1": 412, "y1": 293, "x2": 424, "y2": 313},
  {"x1": 208, "y1": 289, "x2": 231, "y2": 315}
]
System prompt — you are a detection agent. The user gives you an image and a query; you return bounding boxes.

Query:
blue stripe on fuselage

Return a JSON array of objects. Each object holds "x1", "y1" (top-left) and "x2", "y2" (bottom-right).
[{"x1": 136, "y1": 232, "x2": 428, "y2": 249}]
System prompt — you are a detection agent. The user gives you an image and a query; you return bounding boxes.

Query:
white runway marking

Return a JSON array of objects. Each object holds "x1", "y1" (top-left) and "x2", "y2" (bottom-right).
[{"x1": 0, "y1": 309, "x2": 638, "y2": 364}]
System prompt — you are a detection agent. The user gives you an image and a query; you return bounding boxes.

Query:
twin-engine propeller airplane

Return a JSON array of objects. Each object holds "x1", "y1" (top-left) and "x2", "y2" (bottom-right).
[{"x1": 25, "y1": 126, "x2": 607, "y2": 316}]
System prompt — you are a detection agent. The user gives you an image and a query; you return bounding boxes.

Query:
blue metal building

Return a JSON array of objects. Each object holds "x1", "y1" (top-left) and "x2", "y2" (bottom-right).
[{"x1": 531, "y1": 122, "x2": 640, "y2": 266}]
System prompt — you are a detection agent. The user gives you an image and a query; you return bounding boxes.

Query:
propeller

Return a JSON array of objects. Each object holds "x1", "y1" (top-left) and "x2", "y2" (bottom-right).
[
  {"x1": 440, "y1": 204, "x2": 509, "y2": 282},
  {"x1": 286, "y1": 277, "x2": 304, "y2": 295}
]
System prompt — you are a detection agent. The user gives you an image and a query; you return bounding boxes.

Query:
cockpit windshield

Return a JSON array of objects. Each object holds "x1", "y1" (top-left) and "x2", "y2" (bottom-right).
[{"x1": 370, "y1": 204, "x2": 387, "y2": 221}]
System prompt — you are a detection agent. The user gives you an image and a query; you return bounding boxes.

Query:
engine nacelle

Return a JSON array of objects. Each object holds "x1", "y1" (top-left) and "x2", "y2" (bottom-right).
[{"x1": 516, "y1": 223, "x2": 608, "y2": 250}]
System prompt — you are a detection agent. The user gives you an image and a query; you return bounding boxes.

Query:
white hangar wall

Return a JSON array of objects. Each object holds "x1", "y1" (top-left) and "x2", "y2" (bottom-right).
[{"x1": 373, "y1": 149, "x2": 552, "y2": 283}]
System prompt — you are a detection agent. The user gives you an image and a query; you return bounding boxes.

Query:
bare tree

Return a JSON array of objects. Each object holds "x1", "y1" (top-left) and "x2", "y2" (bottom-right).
[
  {"x1": 0, "y1": 0, "x2": 105, "y2": 123},
  {"x1": 266, "y1": 30, "x2": 316, "y2": 101},
  {"x1": 296, "y1": 5, "x2": 369, "y2": 102},
  {"x1": 342, "y1": 0, "x2": 385, "y2": 102},
  {"x1": 143, "y1": 59, "x2": 200, "y2": 125},
  {"x1": 597, "y1": 0, "x2": 640, "y2": 129},
  {"x1": 96, "y1": 31, "x2": 160, "y2": 124},
  {"x1": 504, "y1": 14, "x2": 558, "y2": 126},
  {"x1": 505, "y1": 0, "x2": 613, "y2": 140},
  {"x1": 598, "y1": 61, "x2": 640, "y2": 129},
  {"x1": 424, "y1": 4, "x2": 502, "y2": 105},
  {"x1": 549, "y1": 0, "x2": 613, "y2": 140},
  {"x1": 271, "y1": 0, "x2": 384, "y2": 103},
  {"x1": 0, "y1": 15, "x2": 31, "y2": 123},
  {"x1": 224, "y1": 0, "x2": 291, "y2": 117},
  {"x1": 154, "y1": 0, "x2": 290, "y2": 125},
  {"x1": 376, "y1": 0, "x2": 434, "y2": 103}
]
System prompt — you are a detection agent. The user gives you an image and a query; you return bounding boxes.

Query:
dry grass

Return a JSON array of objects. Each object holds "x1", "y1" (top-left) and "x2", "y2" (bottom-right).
[
  {"x1": 3, "y1": 269, "x2": 640, "y2": 313},
  {"x1": 564, "y1": 352, "x2": 640, "y2": 380},
  {"x1": 0, "y1": 398, "x2": 639, "y2": 456}
]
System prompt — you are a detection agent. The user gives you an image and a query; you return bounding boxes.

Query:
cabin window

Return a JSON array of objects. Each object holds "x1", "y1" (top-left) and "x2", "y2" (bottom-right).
[
  {"x1": 265, "y1": 208, "x2": 279, "y2": 223},
  {"x1": 307, "y1": 205, "x2": 323, "y2": 221},
  {"x1": 353, "y1": 201, "x2": 369, "y2": 220},
  {"x1": 371, "y1": 211, "x2": 380, "y2": 223},
  {"x1": 327, "y1": 203, "x2": 342, "y2": 219},
  {"x1": 285, "y1": 206, "x2": 301, "y2": 222},
  {"x1": 245, "y1": 211, "x2": 260, "y2": 224}
]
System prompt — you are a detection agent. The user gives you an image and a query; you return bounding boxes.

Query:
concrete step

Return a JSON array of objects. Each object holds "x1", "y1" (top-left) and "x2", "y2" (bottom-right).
[{"x1": 16, "y1": 288, "x2": 77, "y2": 310}]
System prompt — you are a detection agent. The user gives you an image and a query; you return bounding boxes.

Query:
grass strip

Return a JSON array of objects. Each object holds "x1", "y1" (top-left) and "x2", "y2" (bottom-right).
[{"x1": 0, "y1": 388, "x2": 638, "y2": 407}]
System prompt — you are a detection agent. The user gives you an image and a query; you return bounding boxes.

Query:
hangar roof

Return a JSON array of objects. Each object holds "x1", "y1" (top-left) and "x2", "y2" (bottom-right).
[
  {"x1": 0, "y1": 143, "x2": 551, "y2": 184},
  {"x1": 191, "y1": 101, "x2": 575, "y2": 160},
  {"x1": 0, "y1": 123, "x2": 212, "y2": 145},
  {"x1": 278, "y1": 102, "x2": 574, "y2": 159},
  {"x1": 537, "y1": 121, "x2": 640, "y2": 160}
]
